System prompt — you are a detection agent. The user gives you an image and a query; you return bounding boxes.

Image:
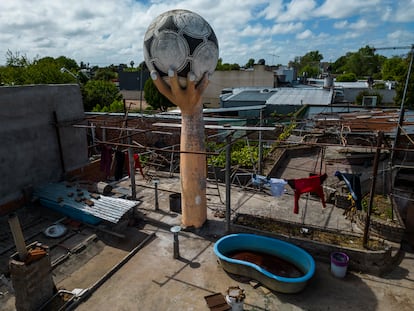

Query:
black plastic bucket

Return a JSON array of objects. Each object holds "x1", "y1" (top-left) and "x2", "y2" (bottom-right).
[{"x1": 169, "y1": 193, "x2": 181, "y2": 213}]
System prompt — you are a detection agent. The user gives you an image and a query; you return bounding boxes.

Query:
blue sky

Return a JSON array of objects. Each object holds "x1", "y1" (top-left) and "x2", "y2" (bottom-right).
[{"x1": 1, "y1": 0, "x2": 413, "y2": 67}]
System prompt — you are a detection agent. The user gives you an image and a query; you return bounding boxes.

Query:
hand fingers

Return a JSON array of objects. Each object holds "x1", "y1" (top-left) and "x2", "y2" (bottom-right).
[
  {"x1": 186, "y1": 72, "x2": 197, "y2": 91},
  {"x1": 168, "y1": 67, "x2": 181, "y2": 92},
  {"x1": 151, "y1": 70, "x2": 172, "y2": 99},
  {"x1": 196, "y1": 72, "x2": 209, "y2": 94}
]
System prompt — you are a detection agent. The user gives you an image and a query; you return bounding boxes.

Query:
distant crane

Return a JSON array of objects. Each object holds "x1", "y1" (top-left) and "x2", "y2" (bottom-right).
[{"x1": 372, "y1": 45, "x2": 413, "y2": 52}]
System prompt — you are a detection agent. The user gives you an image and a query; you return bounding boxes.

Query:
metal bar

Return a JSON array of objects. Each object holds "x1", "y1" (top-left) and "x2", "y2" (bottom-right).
[
  {"x1": 363, "y1": 131, "x2": 383, "y2": 248},
  {"x1": 225, "y1": 132, "x2": 233, "y2": 233},
  {"x1": 53, "y1": 111, "x2": 66, "y2": 175},
  {"x1": 152, "y1": 122, "x2": 279, "y2": 131}
]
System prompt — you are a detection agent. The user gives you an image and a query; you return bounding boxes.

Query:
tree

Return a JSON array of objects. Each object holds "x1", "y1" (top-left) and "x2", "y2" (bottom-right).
[
  {"x1": 216, "y1": 58, "x2": 240, "y2": 71},
  {"x1": 381, "y1": 56, "x2": 406, "y2": 81},
  {"x1": 81, "y1": 80, "x2": 122, "y2": 111},
  {"x1": 5, "y1": 50, "x2": 29, "y2": 67},
  {"x1": 245, "y1": 58, "x2": 255, "y2": 68},
  {"x1": 301, "y1": 64, "x2": 319, "y2": 78},
  {"x1": 331, "y1": 46, "x2": 385, "y2": 79},
  {"x1": 143, "y1": 78, "x2": 174, "y2": 112},
  {"x1": 336, "y1": 72, "x2": 358, "y2": 82},
  {"x1": 0, "y1": 53, "x2": 78, "y2": 85},
  {"x1": 393, "y1": 52, "x2": 414, "y2": 109},
  {"x1": 93, "y1": 68, "x2": 117, "y2": 81},
  {"x1": 289, "y1": 50, "x2": 324, "y2": 77}
]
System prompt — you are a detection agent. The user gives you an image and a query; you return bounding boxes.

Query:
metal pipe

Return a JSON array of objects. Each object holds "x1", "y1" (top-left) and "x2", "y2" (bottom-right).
[
  {"x1": 128, "y1": 130, "x2": 137, "y2": 200},
  {"x1": 170, "y1": 226, "x2": 181, "y2": 259},
  {"x1": 225, "y1": 132, "x2": 233, "y2": 233},
  {"x1": 53, "y1": 111, "x2": 66, "y2": 176},
  {"x1": 153, "y1": 179, "x2": 160, "y2": 211},
  {"x1": 258, "y1": 108, "x2": 263, "y2": 175}
]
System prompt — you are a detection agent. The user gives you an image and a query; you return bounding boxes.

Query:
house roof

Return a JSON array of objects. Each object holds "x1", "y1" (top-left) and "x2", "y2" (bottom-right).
[
  {"x1": 266, "y1": 87, "x2": 333, "y2": 106},
  {"x1": 221, "y1": 87, "x2": 333, "y2": 107}
]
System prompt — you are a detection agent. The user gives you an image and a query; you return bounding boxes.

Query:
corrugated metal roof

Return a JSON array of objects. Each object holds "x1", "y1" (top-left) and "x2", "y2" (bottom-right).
[
  {"x1": 266, "y1": 88, "x2": 333, "y2": 106},
  {"x1": 34, "y1": 182, "x2": 139, "y2": 224},
  {"x1": 203, "y1": 105, "x2": 266, "y2": 113},
  {"x1": 226, "y1": 90, "x2": 276, "y2": 102}
]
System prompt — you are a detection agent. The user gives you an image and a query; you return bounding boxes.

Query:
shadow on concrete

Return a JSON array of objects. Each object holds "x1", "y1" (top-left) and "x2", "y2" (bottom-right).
[
  {"x1": 97, "y1": 227, "x2": 151, "y2": 252},
  {"x1": 177, "y1": 257, "x2": 201, "y2": 269},
  {"x1": 275, "y1": 262, "x2": 379, "y2": 310}
]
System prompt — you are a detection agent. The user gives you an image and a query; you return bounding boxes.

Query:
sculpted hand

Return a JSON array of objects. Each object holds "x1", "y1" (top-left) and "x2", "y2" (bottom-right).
[{"x1": 150, "y1": 69, "x2": 209, "y2": 115}]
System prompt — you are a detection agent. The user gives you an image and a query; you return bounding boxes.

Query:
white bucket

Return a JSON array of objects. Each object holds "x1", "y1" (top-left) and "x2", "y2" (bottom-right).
[
  {"x1": 225, "y1": 286, "x2": 245, "y2": 311},
  {"x1": 330, "y1": 252, "x2": 349, "y2": 278}
]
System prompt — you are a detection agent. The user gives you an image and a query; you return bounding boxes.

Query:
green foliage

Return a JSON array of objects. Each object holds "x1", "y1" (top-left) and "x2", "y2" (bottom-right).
[
  {"x1": 81, "y1": 80, "x2": 122, "y2": 111},
  {"x1": 245, "y1": 58, "x2": 255, "y2": 68},
  {"x1": 92, "y1": 99, "x2": 124, "y2": 113},
  {"x1": 331, "y1": 46, "x2": 385, "y2": 78},
  {"x1": 393, "y1": 52, "x2": 414, "y2": 109},
  {"x1": 216, "y1": 58, "x2": 240, "y2": 71},
  {"x1": 207, "y1": 140, "x2": 269, "y2": 169},
  {"x1": 143, "y1": 78, "x2": 174, "y2": 112},
  {"x1": 289, "y1": 50, "x2": 323, "y2": 77},
  {"x1": 278, "y1": 122, "x2": 296, "y2": 142},
  {"x1": 373, "y1": 82, "x2": 386, "y2": 89},
  {"x1": 93, "y1": 68, "x2": 117, "y2": 81},
  {"x1": 301, "y1": 64, "x2": 319, "y2": 78},
  {"x1": 0, "y1": 53, "x2": 79, "y2": 85},
  {"x1": 5, "y1": 50, "x2": 30, "y2": 67},
  {"x1": 336, "y1": 72, "x2": 357, "y2": 82},
  {"x1": 381, "y1": 56, "x2": 406, "y2": 81}
]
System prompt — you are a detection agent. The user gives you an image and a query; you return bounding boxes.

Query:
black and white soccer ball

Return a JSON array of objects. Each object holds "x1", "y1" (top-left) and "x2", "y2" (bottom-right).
[{"x1": 143, "y1": 9, "x2": 219, "y2": 86}]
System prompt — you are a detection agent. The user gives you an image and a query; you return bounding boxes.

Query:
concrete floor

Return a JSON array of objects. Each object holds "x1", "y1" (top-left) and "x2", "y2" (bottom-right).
[
  {"x1": 1, "y1": 166, "x2": 414, "y2": 310},
  {"x1": 75, "y1": 173, "x2": 414, "y2": 311}
]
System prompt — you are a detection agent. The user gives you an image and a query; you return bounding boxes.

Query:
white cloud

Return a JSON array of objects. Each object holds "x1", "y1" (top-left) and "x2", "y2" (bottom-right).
[
  {"x1": 0, "y1": 0, "x2": 412, "y2": 67},
  {"x1": 317, "y1": 0, "x2": 382, "y2": 19},
  {"x1": 334, "y1": 19, "x2": 372, "y2": 30},
  {"x1": 260, "y1": 0, "x2": 284, "y2": 20},
  {"x1": 296, "y1": 29, "x2": 313, "y2": 40},
  {"x1": 278, "y1": 0, "x2": 317, "y2": 22},
  {"x1": 392, "y1": 0, "x2": 414, "y2": 22},
  {"x1": 334, "y1": 21, "x2": 349, "y2": 29},
  {"x1": 387, "y1": 30, "x2": 414, "y2": 43},
  {"x1": 271, "y1": 22, "x2": 304, "y2": 34}
]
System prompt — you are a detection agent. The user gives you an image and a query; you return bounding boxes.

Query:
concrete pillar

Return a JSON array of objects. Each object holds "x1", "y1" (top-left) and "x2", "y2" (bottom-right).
[{"x1": 9, "y1": 243, "x2": 55, "y2": 311}]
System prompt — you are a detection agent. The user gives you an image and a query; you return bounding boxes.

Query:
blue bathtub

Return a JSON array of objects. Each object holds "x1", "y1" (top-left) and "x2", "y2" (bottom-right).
[{"x1": 214, "y1": 233, "x2": 315, "y2": 294}]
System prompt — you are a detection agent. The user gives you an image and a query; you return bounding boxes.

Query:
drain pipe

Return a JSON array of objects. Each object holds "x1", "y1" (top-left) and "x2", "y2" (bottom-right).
[{"x1": 66, "y1": 232, "x2": 156, "y2": 310}]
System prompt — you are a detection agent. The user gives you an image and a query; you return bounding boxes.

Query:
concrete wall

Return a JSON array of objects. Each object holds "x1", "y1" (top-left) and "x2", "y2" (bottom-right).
[
  {"x1": 0, "y1": 84, "x2": 88, "y2": 205},
  {"x1": 203, "y1": 65, "x2": 275, "y2": 107}
]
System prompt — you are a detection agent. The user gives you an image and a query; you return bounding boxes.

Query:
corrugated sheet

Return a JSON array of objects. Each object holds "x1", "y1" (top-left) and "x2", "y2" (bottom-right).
[
  {"x1": 266, "y1": 88, "x2": 333, "y2": 106},
  {"x1": 34, "y1": 182, "x2": 139, "y2": 224}
]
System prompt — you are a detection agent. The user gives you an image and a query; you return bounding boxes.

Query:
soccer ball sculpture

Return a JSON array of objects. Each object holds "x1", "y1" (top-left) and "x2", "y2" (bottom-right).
[{"x1": 143, "y1": 9, "x2": 219, "y2": 86}]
